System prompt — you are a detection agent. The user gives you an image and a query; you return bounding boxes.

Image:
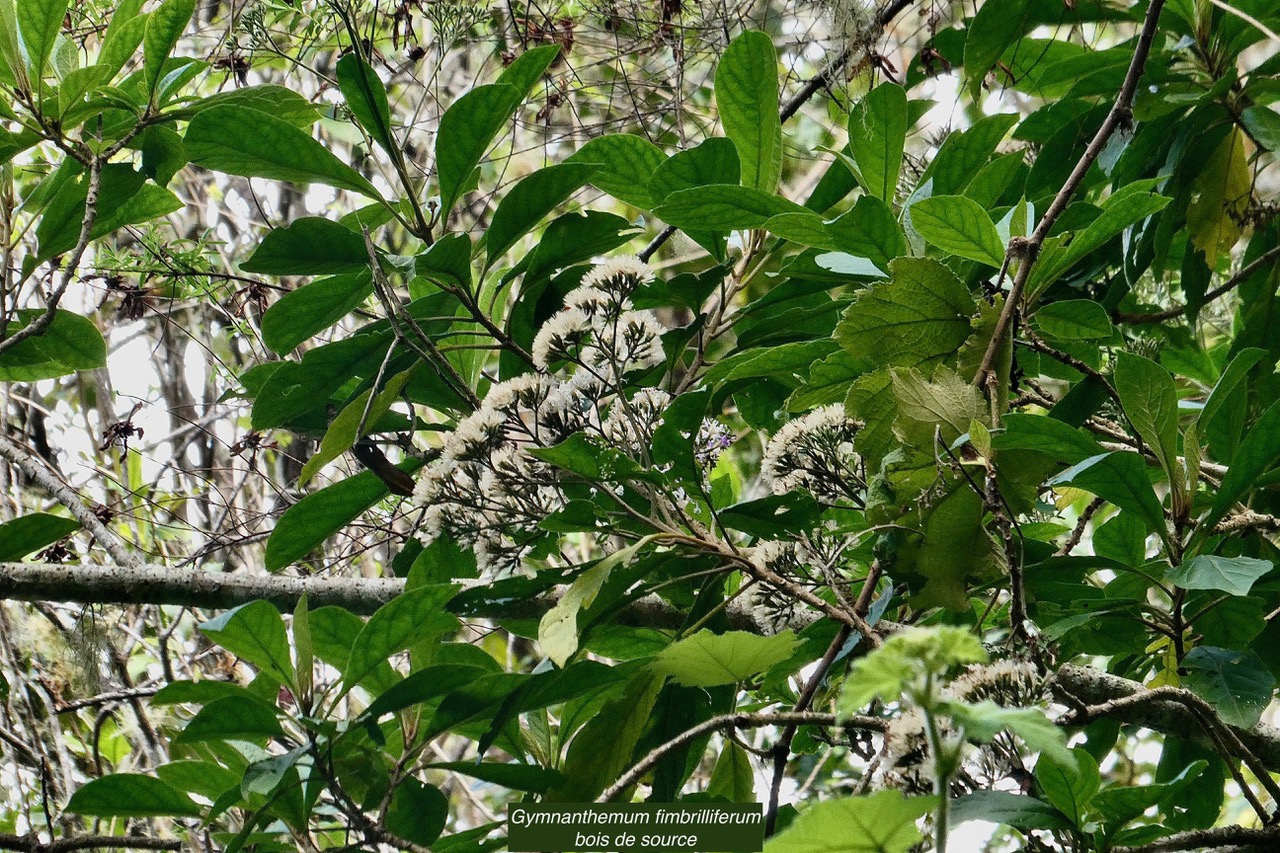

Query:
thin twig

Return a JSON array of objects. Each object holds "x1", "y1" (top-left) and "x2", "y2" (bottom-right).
[
  {"x1": 973, "y1": 0, "x2": 1169, "y2": 389},
  {"x1": 1112, "y1": 246, "x2": 1280, "y2": 324}
]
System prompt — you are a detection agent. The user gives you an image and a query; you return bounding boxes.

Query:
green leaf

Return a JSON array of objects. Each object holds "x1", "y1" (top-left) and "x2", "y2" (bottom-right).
[
  {"x1": 1166, "y1": 555, "x2": 1273, "y2": 597},
  {"x1": 549, "y1": 670, "x2": 664, "y2": 801},
  {"x1": 336, "y1": 52, "x2": 395, "y2": 153},
  {"x1": 16, "y1": 0, "x2": 67, "y2": 80},
  {"x1": 567, "y1": 134, "x2": 667, "y2": 209},
  {"x1": 716, "y1": 30, "x2": 781, "y2": 193},
  {"x1": 1241, "y1": 106, "x2": 1280, "y2": 152},
  {"x1": 200, "y1": 599, "x2": 295, "y2": 685},
  {"x1": 847, "y1": 83, "x2": 907, "y2": 202},
  {"x1": 1200, "y1": 347, "x2": 1265, "y2": 465},
  {"x1": 824, "y1": 195, "x2": 907, "y2": 271},
  {"x1": 1206, "y1": 399, "x2": 1280, "y2": 528},
  {"x1": 0, "y1": 309, "x2": 107, "y2": 381},
  {"x1": 173, "y1": 695, "x2": 285, "y2": 743},
  {"x1": 964, "y1": 0, "x2": 1030, "y2": 99},
  {"x1": 1034, "y1": 300, "x2": 1117, "y2": 341},
  {"x1": 991, "y1": 413, "x2": 1105, "y2": 464},
  {"x1": 140, "y1": 125, "x2": 186, "y2": 186},
  {"x1": 0, "y1": 513, "x2": 78, "y2": 561},
  {"x1": 839, "y1": 626, "x2": 986, "y2": 713},
  {"x1": 950, "y1": 790, "x2": 1071, "y2": 832},
  {"x1": 261, "y1": 272, "x2": 373, "y2": 355},
  {"x1": 764, "y1": 791, "x2": 935, "y2": 853},
  {"x1": 910, "y1": 195, "x2": 1005, "y2": 267},
  {"x1": 343, "y1": 584, "x2": 459, "y2": 692},
  {"x1": 538, "y1": 540, "x2": 652, "y2": 667},
  {"x1": 911, "y1": 487, "x2": 999, "y2": 612},
  {"x1": 179, "y1": 85, "x2": 321, "y2": 129},
  {"x1": 1048, "y1": 452, "x2": 1167, "y2": 539},
  {"x1": 654, "y1": 184, "x2": 808, "y2": 231},
  {"x1": 435, "y1": 84, "x2": 521, "y2": 215},
  {"x1": 186, "y1": 105, "x2": 380, "y2": 197},
  {"x1": 386, "y1": 779, "x2": 448, "y2": 846},
  {"x1": 892, "y1": 365, "x2": 986, "y2": 450},
  {"x1": 1115, "y1": 352, "x2": 1180, "y2": 481},
  {"x1": 653, "y1": 630, "x2": 800, "y2": 687},
  {"x1": 427, "y1": 762, "x2": 567, "y2": 794},
  {"x1": 835, "y1": 258, "x2": 976, "y2": 367},
  {"x1": 708, "y1": 742, "x2": 756, "y2": 802},
  {"x1": 1182, "y1": 646, "x2": 1275, "y2": 728},
  {"x1": 1187, "y1": 128, "x2": 1250, "y2": 267},
  {"x1": 923, "y1": 114, "x2": 1018, "y2": 196},
  {"x1": 947, "y1": 701, "x2": 1075, "y2": 769},
  {"x1": 36, "y1": 164, "x2": 183, "y2": 262},
  {"x1": 265, "y1": 467, "x2": 410, "y2": 570},
  {"x1": 648, "y1": 137, "x2": 740, "y2": 202},
  {"x1": 485, "y1": 163, "x2": 597, "y2": 266},
  {"x1": 298, "y1": 368, "x2": 412, "y2": 486},
  {"x1": 241, "y1": 217, "x2": 370, "y2": 276},
  {"x1": 65, "y1": 775, "x2": 201, "y2": 818},
  {"x1": 143, "y1": 0, "x2": 194, "y2": 95},
  {"x1": 1035, "y1": 747, "x2": 1099, "y2": 827}
]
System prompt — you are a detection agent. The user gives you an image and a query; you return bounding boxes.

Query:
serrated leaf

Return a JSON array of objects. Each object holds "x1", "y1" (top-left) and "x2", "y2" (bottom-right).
[
  {"x1": 764, "y1": 790, "x2": 935, "y2": 853},
  {"x1": 892, "y1": 365, "x2": 986, "y2": 449},
  {"x1": 836, "y1": 258, "x2": 976, "y2": 367},
  {"x1": 65, "y1": 775, "x2": 201, "y2": 818},
  {"x1": 200, "y1": 600, "x2": 295, "y2": 685},
  {"x1": 186, "y1": 105, "x2": 380, "y2": 197},
  {"x1": 910, "y1": 195, "x2": 1005, "y2": 267},
  {"x1": 653, "y1": 630, "x2": 800, "y2": 687},
  {"x1": 839, "y1": 626, "x2": 986, "y2": 713},
  {"x1": 1166, "y1": 555, "x2": 1273, "y2": 597},
  {"x1": 1115, "y1": 352, "x2": 1180, "y2": 482},
  {"x1": 716, "y1": 30, "x2": 781, "y2": 193}
]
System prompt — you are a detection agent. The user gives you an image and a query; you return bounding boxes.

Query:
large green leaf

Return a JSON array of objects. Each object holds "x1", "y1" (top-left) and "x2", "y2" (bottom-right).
[
  {"x1": 950, "y1": 790, "x2": 1071, "y2": 832},
  {"x1": 343, "y1": 584, "x2": 459, "y2": 692},
  {"x1": 567, "y1": 134, "x2": 667, "y2": 209},
  {"x1": 1182, "y1": 646, "x2": 1275, "y2": 728},
  {"x1": 36, "y1": 164, "x2": 183, "y2": 262},
  {"x1": 65, "y1": 775, "x2": 201, "y2": 818},
  {"x1": 648, "y1": 137, "x2": 740, "y2": 201},
  {"x1": 1047, "y1": 452, "x2": 1167, "y2": 538},
  {"x1": 0, "y1": 513, "x2": 79, "y2": 561},
  {"x1": 16, "y1": 0, "x2": 67, "y2": 80},
  {"x1": 653, "y1": 184, "x2": 807, "y2": 231},
  {"x1": 1034, "y1": 300, "x2": 1117, "y2": 342},
  {"x1": 336, "y1": 52, "x2": 395, "y2": 153},
  {"x1": 200, "y1": 599, "x2": 295, "y2": 685},
  {"x1": 1114, "y1": 352, "x2": 1180, "y2": 481},
  {"x1": 715, "y1": 30, "x2": 781, "y2": 193},
  {"x1": 0, "y1": 309, "x2": 107, "y2": 381},
  {"x1": 185, "y1": 105, "x2": 380, "y2": 197},
  {"x1": 261, "y1": 272, "x2": 373, "y2": 355},
  {"x1": 1166, "y1": 555, "x2": 1273, "y2": 597},
  {"x1": 1206, "y1": 399, "x2": 1280, "y2": 528},
  {"x1": 485, "y1": 163, "x2": 597, "y2": 265},
  {"x1": 847, "y1": 83, "x2": 907, "y2": 202},
  {"x1": 241, "y1": 217, "x2": 370, "y2": 276},
  {"x1": 835, "y1": 258, "x2": 976, "y2": 367},
  {"x1": 910, "y1": 195, "x2": 1005, "y2": 267},
  {"x1": 174, "y1": 695, "x2": 285, "y2": 743},
  {"x1": 764, "y1": 791, "x2": 935, "y2": 853},
  {"x1": 143, "y1": 0, "x2": 195, "y2": 95},
  {"x1": 652, "y1": 630, "x2": 799, "y2": 687},
  {"x1": 265, "y1": 466, "x2": 415, "y2": 570}
]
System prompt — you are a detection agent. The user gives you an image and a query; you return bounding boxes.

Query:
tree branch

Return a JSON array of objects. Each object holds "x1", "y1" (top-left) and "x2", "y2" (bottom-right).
[
  {"x1": 1110, "y1": 825, "x2": 1280, "y2": 853},
  {"x1": 0, "y1": 835, "x2": 181, "y2": 853},
  {"x1": 1112, "y1": 245, "x2": 1280, "y2": 325},
  {"x1": 974, "y1": 0, "x2": 1169, "y2": 389}
]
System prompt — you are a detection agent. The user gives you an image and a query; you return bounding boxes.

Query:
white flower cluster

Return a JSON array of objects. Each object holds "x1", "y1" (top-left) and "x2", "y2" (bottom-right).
[
  {"x1": 531, "y1": 257, "x2": 665, "y2": 379},
  {"x1": 761, "y1": 404, "x2": 864, "y2": 503},
  {"x1": 414, "y1": 257, "x2": 705, "y2": 577}
]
